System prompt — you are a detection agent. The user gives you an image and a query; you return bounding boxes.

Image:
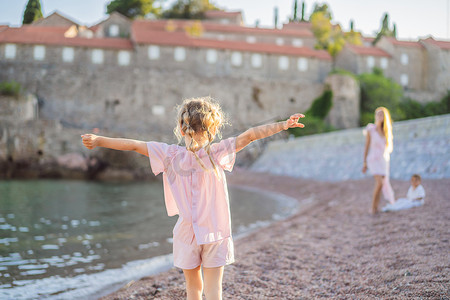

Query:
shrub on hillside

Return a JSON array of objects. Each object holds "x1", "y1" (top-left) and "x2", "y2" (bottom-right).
[
  {"x1": 288, "y1": 115, "x2": 335, "y2": 137},
  {"x1": 399, "y1": 91, "x2": 450, "y2": 120},
  {"x1": 358, "y1": 68, "x2": 403, "y2": 125},
  {"x1": 306, "y1": 89, "x2": 333, "y2": 119},
  {"x1": 329, "y1": 67, "x2": 358, "y2": 80},
  {"x1": 287, "y1": 88, "x2": 335, "y2": 137},
  {"x1": 0, "y1": 81, "x2": 21, "y2": 98}
]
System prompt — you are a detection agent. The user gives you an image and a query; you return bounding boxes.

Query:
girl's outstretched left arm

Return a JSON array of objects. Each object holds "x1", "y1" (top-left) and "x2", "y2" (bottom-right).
[
  {"x1": 81, "y1": 134, "x2": 149, "y2": 156},
  {"x1": 236, "y1": 113, "x2": 304, "y2": 153}
]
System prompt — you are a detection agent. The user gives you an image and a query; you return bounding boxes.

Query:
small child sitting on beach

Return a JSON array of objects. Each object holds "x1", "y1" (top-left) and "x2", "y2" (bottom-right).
[{"x1": 382, "y1": 174, "x2": 426, "y2": 212}]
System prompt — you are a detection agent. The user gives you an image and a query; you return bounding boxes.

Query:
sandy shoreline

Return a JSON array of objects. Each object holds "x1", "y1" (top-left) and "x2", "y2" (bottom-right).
[{"x1": 102, "y1": 169, "x2": 449, "y2": 299}]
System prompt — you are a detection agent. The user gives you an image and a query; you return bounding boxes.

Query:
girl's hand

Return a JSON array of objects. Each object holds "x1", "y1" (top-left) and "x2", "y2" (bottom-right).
[
  {"x1": 284, "y1": 113, "x2": 305, "y2": 130},
  {"x1": 362, "y1": 164, "x2": 367, "y2": 174},
  {"x1": 81, "y1": 134, "x2": 99, "y2": 149}
]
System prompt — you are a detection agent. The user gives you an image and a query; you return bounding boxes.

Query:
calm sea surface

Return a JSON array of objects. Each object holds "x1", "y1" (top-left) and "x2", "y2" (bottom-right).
[{"x1": 0, "y1": 179, "x2": 297, "y2": 299}]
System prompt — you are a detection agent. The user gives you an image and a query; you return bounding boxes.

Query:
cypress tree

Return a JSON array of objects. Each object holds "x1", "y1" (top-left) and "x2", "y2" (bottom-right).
[
  {"x1": 23, "y1": 0, "x2": 43, "y2": 24},
  {"x1": 274, "y1": 7, "x2": 279, "y2": 28},
  {"x1": 293, "y1": 0, "x2": 298, "y2": 21},
  {"x1": 301, "y1": 1, "x2": 305, "y2": 21}
]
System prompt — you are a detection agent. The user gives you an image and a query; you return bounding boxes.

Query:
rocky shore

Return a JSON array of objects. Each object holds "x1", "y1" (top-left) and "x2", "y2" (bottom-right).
[{"x1": 102, "y1": 169, "x2": 449, "y2": 299}]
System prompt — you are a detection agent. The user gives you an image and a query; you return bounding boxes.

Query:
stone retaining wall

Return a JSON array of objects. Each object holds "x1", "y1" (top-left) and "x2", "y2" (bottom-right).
[{"x1": 251, "y1": 114, "x2": 450, "y2": 180}]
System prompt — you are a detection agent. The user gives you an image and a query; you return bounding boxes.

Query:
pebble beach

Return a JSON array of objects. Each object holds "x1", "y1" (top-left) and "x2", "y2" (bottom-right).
[{"x1": 102, "y1": 169, "x2": 449, "y2": 299}]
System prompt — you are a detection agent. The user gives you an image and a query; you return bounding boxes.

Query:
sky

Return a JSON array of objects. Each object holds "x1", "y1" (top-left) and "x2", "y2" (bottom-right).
[{"x1": 0, "y1": 0, "x2": 449, "y2": 40}]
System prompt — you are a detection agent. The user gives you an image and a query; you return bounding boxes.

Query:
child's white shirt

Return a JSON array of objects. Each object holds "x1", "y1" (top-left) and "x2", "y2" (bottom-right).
[{"x1": 407, "y1": 184, "x2": 425, "y2": 201}]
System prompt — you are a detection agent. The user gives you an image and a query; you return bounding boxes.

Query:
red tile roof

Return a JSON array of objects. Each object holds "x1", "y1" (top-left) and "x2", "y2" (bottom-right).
[
  {"x1": 282, "y1": 21, "x2": 312, "y2": 31},
  {"x1": 347, "y1": 45, "x2": 391, "y2": 57},
  {"x1": 32, "y1": 11, "x2": 80, "y2": 26},
  {"x1": 421, "y1": 37, "x2": 450, "y2": 50},
  {"x1": 363, "y1": 37, "x2": 375, "y2": 42},
  {"x1": 0, "y1": 20, "x2": 326, "y2": 58},
  {"x1": 132, "y1": 22, "x2": 330, "y2": 60},
  {"x1": 204, "y1": 10, "x2": 242, "y2": 17},
  {"x1": 0, "y1": 26, "x2": 133, "y2": 50},
  {"x1": 133, "y1": 19, "x2": 313, "y2": 38},
  {"x1": 385, "y1": 37, "x2": 423, "y2": 48}
]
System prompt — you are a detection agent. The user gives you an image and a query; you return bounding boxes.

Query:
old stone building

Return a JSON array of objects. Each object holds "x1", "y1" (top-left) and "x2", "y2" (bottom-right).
[
  {"x1": 0, "y1": 11, "x2": 335, "y2": 141},
  {"x1": 419, "y1": 37, "x2": 450, "y2": 99},
  {"x1": 335, "y1": 44, "x2": 391, "y2": 75},
  {"x1": 0, "y1": 10, "x2": 448, "y2": 139},
  {"x1": 337, "y1": 36, "x2": 450, "y2": 102},
  {"x1": 0, "y1": 9, "x2": 448, "y2": 179}
]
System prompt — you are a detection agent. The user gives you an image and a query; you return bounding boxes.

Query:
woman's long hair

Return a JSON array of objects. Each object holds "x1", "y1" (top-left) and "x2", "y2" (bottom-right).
[
  {"x1": 376, "y1": 107, "x2": 393, "y2": 154},
  {"x1": 174, "y1": 97, "x2": 227, "y2": 178}
]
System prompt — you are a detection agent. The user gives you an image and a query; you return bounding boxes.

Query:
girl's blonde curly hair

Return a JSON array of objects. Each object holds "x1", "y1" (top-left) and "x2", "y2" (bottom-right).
[
  {"x1": 375, "y1": 106, "x2": 394, "y2": 154},
  {"x1": 174, "y1": 96, "x2": 227, "y2": 177}
]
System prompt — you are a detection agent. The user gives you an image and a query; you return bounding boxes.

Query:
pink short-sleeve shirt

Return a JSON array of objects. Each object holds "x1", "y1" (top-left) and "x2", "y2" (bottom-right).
[
  {"x1": 147, "y1": 137, "x2": 237, "y2": 245},
  {"x1": 364, "y1": 123, "x2": 388, "y2": 176}
]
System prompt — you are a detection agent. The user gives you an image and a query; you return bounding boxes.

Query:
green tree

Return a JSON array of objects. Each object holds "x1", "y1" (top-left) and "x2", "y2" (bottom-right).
[
  {"x1": 373, "y1": 13, "x2": 396, "y2": 45},
  {"x1": 274, "y1": 6, "x2": 279, "y2": 28},
  {"x1": 162, "y1": 0, "x2": 219, "y2": 19},
  {"x1": 310, "y1": 11, "x2": 332, "y2": 49},
  {"x1": 301, "y1": 1, "x2": 305, "y2": 21},
  {"x1": 0, "y1": 81, "x2": 21, "y2": 98},
  {"x1": 22, "y1": 0, "x2": 43, "y2": 24},
  {"x1": 311, "y1": 10, "x2": 345, "y2": 68},
  {"x1": 310, "y1": 3, "x2": 332, "y2": 20},
  {"x1": 107, "y1": 0, "x2": 162, "y2": 19},
  {"x1": 327, "y1": 26, "x2": 346, "y2": 68},
  {"x1": 344, "y1": 20, "x2": 362, "y2": 46},
  {"x1": 287, "y1": 88, "x2": 335, "y2": 137},
  {"x1": 306, "y1": 89, "x2": 333, "y2": 119},
  {"x1": 293, "y1": 0, "x2": 298, "y2": 21},
  {"x1": 358, "y1": 68, "x2": 404, "y2": 125}
]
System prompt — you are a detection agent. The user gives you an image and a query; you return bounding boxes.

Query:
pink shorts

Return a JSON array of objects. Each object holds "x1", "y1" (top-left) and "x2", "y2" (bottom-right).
[{"x1": 173, "y1": 236, "x2": 234, "y2": 270}]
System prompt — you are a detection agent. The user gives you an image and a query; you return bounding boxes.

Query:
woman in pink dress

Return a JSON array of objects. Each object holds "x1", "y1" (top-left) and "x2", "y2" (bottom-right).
[
  {"x1": 362, "y1": 107, "x2": 395, "y2": 214},
  {"x1": 81, "y1": 97, "x2": 305, "y2": 300}
]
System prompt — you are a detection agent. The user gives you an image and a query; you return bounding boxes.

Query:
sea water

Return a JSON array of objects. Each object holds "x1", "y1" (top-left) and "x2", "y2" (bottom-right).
[{"x1": 0, "y1": 180, "x2": 297, "y2": 299}]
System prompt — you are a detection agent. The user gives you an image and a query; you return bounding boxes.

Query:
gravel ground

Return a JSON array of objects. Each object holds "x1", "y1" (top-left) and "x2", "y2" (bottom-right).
[{"x1": 102, "y1": 169, "x2": 449, "y2": 299}]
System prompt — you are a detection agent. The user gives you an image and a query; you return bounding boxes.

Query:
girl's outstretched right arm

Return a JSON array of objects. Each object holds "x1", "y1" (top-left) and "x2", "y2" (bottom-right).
[
  {"x1": 235, "y1": 113, "x2": 304, "y2": 153},
  {"x1": 81, "y1": 134, "x2": 149, "y2": 156}
]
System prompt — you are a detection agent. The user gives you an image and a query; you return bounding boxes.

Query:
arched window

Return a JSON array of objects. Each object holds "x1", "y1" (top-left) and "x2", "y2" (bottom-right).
[
  {"x1": 400, "y1": 53, "x2": 409, "y2": 65},
  {"x1": 367, "y1": 56, "x2": 375, "y2": 68},
  {"x1": 92, "y1": 49, "x2": 104, "y2": 64},
  {"x1": 278, "y1": 56, "x2": 289, "y2": 70},
  {"x1": 62, "y1": 47, "x2": 74, "y2": 62},
  {"x1": 5, "y1": 44, "x2": 16, "y2": 59},
  {"x1": 231, "y1": 52, "x2": 242, "y2": 67},
  {"x1": 174, "y1": 47, "x2": 186, "y2": 61},
  {"x1": 251, "y1": 53, "x2": 262, "y2": 68},
  {"x1": 206, "y1": 49, "x2": 217, "y2": 64},
  {"x1": 246, "y1": 36, "x2": 256, "y2": 43},
  {"x1": 148, "y1": 45, "x2": 160, "y2": 60},
  {"x1": 276, "y1": 38, "x2": 284, "y2": 46},
  {"x1": 292, "y1": 39, "x2": 303, "y2": 47},
  {"x1": 297, "y1": 58, "x2": 308, "y2": 71},
  {"x1": 118, "y1": 50, "x2": 130, "y2": 66},
  {"x1": 34, "y1": 45, "x2": 45, "y2": 61},
  {"x1": 400, "y1": 74, "x2": 409, "y2": 86},
  {"x1": 380, "y1": 57, "x2": 388, "y2": 69},
  {"x1": 109, "y1": 24, "x2": 119, "y2": 37}
]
